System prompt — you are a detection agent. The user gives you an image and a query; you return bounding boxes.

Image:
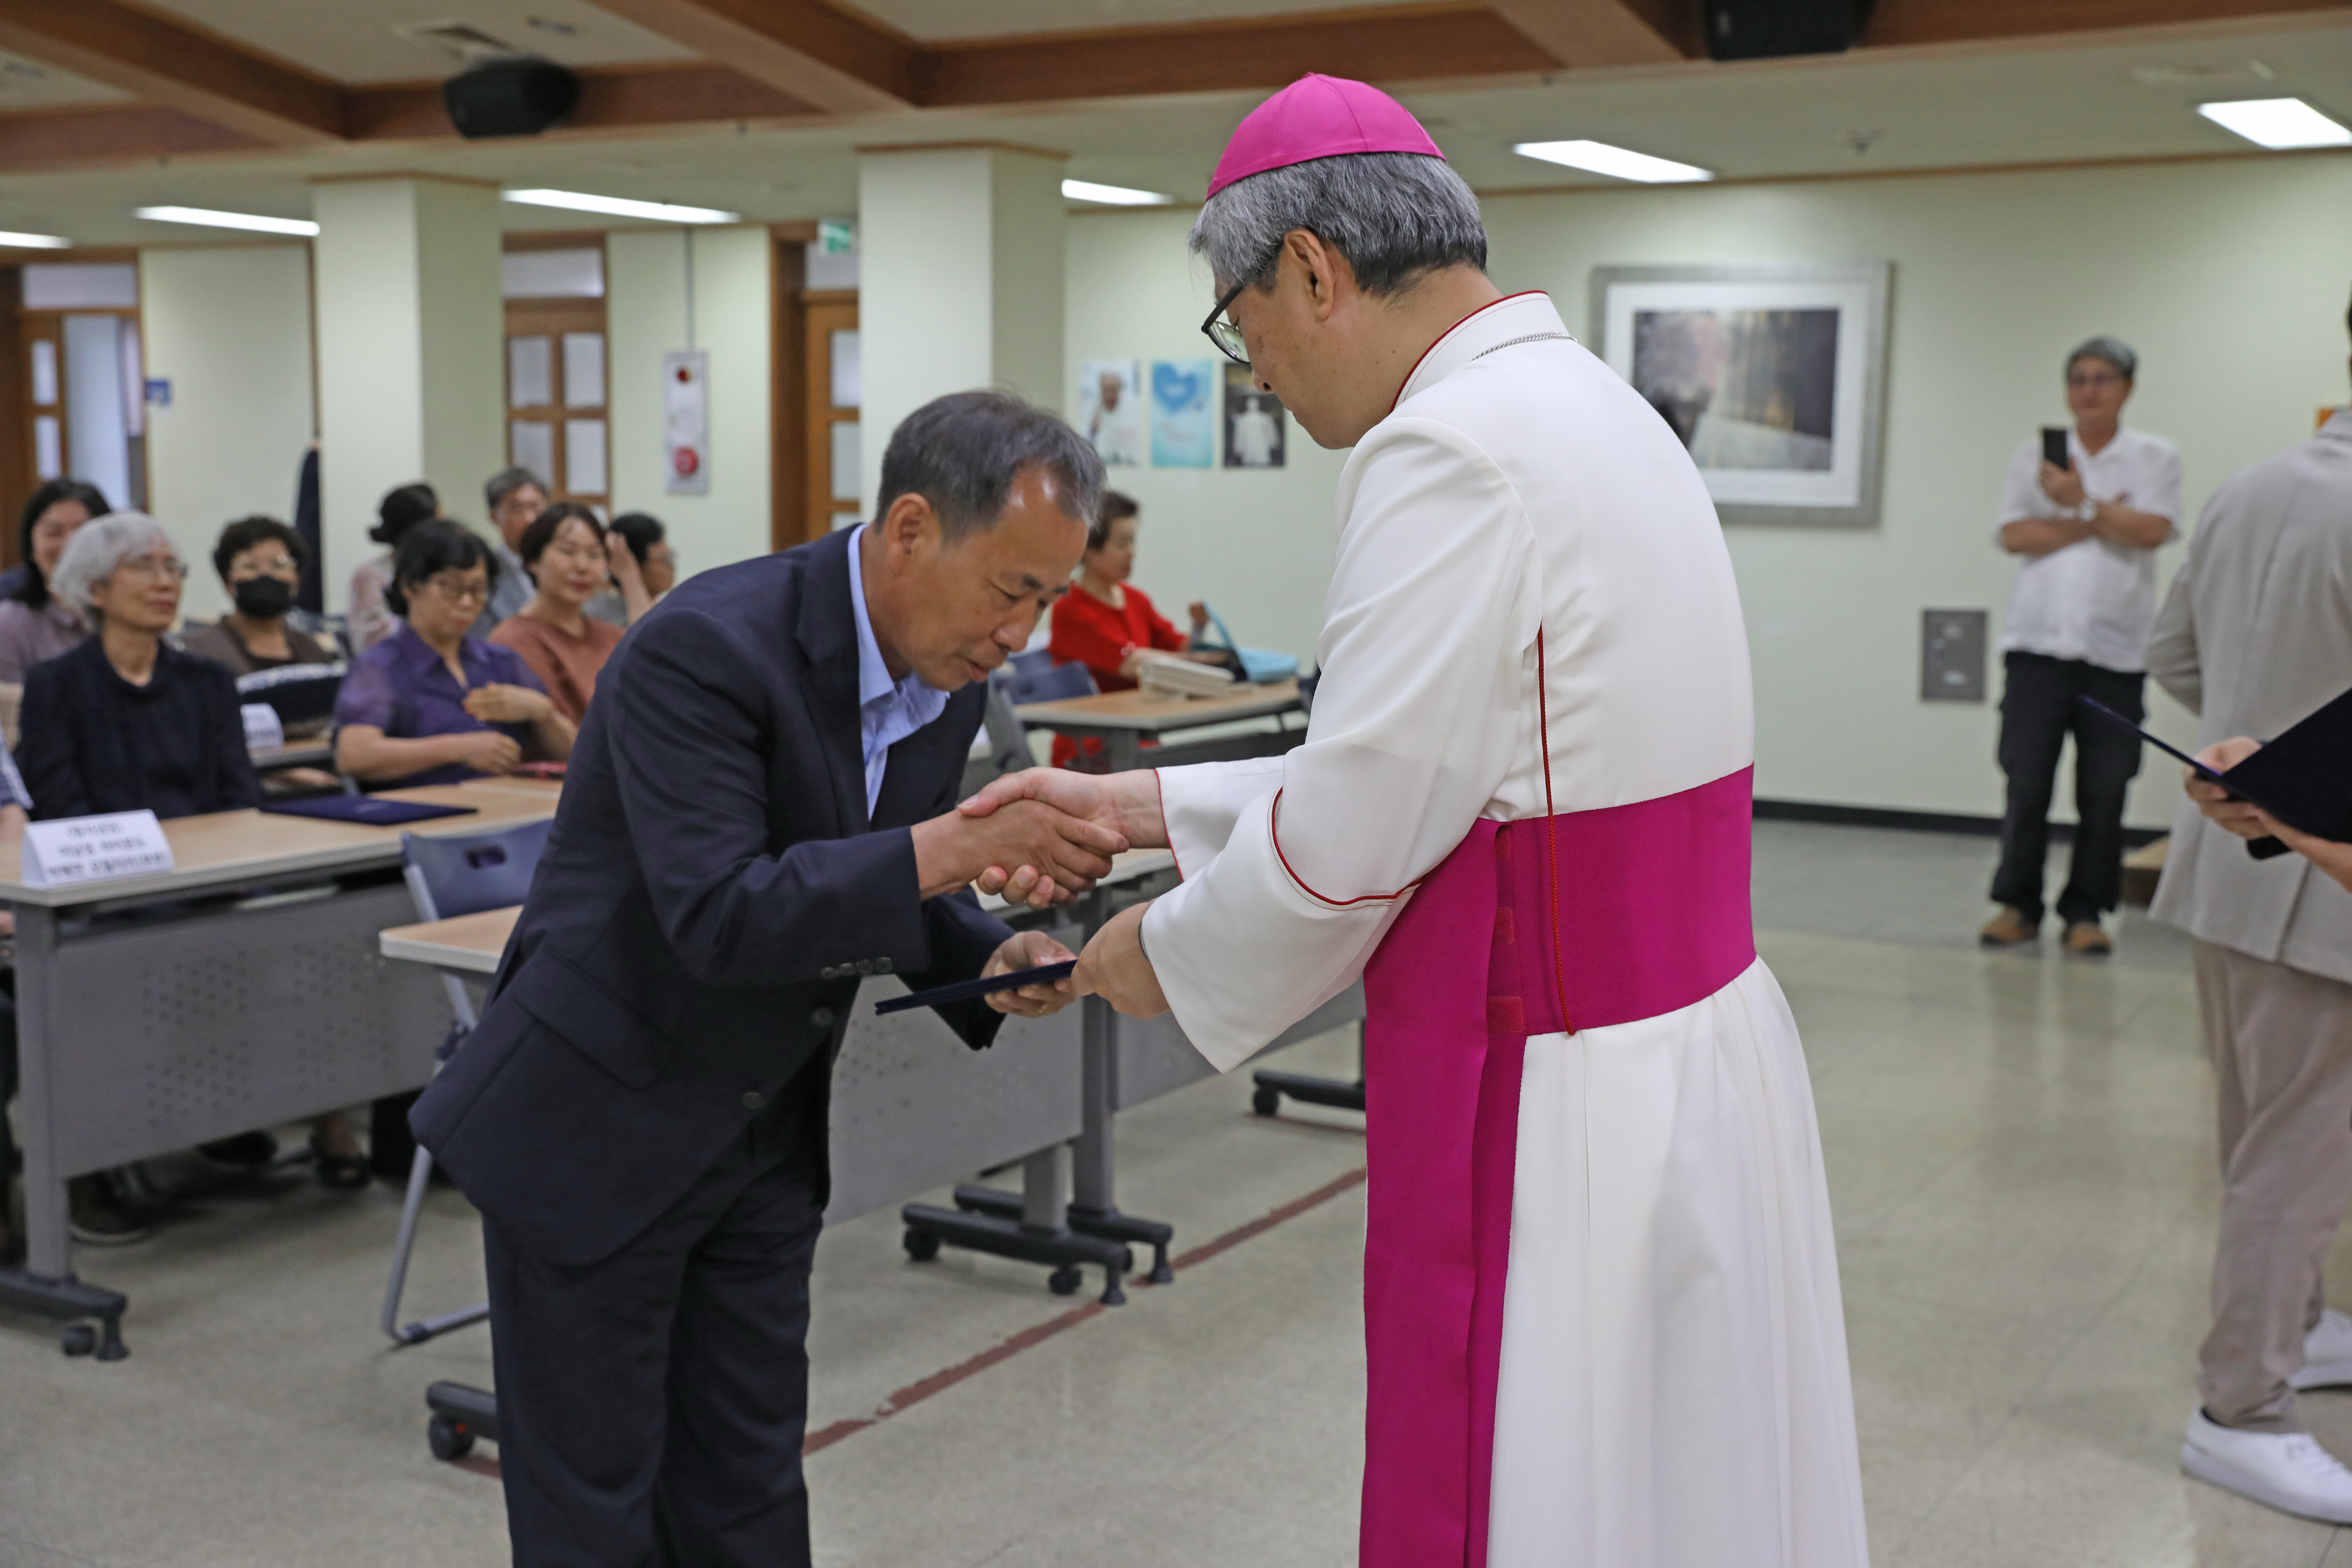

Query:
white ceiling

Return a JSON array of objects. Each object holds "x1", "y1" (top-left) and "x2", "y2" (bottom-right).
[
  {"x1": 0, "y1": 14, "x2": 2344, "y2": 248},
  {"x1": 0, "y1": 50, "x2": 129, "y2": 110},
  {"x1": 139, "y1": 0, "x2": 695, "y2": 84}
]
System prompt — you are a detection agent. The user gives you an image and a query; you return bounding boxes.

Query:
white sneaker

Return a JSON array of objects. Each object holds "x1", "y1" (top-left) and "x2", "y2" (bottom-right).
[
  {"x1": 2293, "y1": 1309, "x2": 2352, "y2": 1390},
  {"x1": 2182, "y1": 1410, "x2": 2352, "y2": 1524}
]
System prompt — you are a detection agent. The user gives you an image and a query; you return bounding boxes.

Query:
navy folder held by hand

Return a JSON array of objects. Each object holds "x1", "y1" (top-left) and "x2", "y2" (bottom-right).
[
  {"x1": 260, "y1": 796, "x2": 479, "y2": 826},
  {"x1": 873, "y1": 960, "x2": 1078, "y2": 1015},
  {"x1": 2079, "y1": 690, "x2": 2352, "y2": 859}
]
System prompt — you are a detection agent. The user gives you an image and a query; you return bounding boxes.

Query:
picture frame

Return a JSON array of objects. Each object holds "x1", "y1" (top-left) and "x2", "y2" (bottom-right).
[{"x1": 1590, "y1": 261, "x2": 1892, "y2": 528}]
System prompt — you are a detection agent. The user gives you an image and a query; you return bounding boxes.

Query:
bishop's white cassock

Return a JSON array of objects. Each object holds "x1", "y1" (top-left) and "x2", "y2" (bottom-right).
[{"x1": 1139, "y1": 292, "x2": 1870, "y2": 1568}]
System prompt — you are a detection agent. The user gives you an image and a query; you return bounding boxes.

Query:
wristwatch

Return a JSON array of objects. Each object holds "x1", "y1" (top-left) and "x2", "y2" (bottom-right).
[{"x1": 2076, "y1": 497, "x2": 2099, "y2": 522}]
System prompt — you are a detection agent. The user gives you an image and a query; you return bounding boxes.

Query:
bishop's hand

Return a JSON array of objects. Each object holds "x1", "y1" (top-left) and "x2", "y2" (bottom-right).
[
  {"x1": 1073, "y1": 901, "x2": 1169, "y2": 1018},
  {"x1": 959, "y1": 767, "x2": 1167, "y2": 900},
  {"x1": 911, "y1": 797, "x2": 1126, "y2": 909}
]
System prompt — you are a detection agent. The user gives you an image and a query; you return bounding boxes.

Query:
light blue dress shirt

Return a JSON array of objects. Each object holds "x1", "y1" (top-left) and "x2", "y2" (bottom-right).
[{"x1": 844, "y1": 524, "x2": 950, "y2": 817}]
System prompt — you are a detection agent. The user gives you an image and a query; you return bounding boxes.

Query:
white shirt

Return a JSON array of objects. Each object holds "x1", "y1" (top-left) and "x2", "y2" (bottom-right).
[
  {"x1": 1142, "y1": 293, "x2": 1753, "y2": 1066},
  {"x1": 1995, "y1": 425, "x2": 2181, "y2": 673}
]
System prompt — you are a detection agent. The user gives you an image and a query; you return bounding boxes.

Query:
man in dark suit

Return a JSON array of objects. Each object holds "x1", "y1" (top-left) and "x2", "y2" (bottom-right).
[{"x1": 412, "y1": 391, "x2": 1126, "y2": 1567}]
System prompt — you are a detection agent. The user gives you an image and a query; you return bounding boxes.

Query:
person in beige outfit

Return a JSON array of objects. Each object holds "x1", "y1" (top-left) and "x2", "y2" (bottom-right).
[{"x1": 2148, "y1": 312, "x2": 2352, "y2": 1522}]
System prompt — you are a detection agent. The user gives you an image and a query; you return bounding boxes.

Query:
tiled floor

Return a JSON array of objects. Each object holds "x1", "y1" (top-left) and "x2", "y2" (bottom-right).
[{"x1": 3, "y1": 821, "x2": 2343, "y2": 1567}]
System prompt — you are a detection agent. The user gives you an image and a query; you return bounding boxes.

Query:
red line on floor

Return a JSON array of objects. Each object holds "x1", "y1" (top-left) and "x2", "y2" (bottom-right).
[{"x1": 446, "y1": 1162, "x2": 1371, "y2": 1480}]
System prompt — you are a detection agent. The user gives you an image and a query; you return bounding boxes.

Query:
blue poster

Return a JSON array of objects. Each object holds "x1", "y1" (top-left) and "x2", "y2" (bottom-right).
[{"x1": 1149, "y1": 358, "x2": 1216, "y2": 468}]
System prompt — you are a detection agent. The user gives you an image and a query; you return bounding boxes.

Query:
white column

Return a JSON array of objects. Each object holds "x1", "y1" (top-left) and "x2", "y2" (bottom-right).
[
  {"x1": 311, "y1": 175, "x2": 503, "y2": 605},
  {"x1": 856, "y1": 145, "x2": 1067, "y2": 518}
]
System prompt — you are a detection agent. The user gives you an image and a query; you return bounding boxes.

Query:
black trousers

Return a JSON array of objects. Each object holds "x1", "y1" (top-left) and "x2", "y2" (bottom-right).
[
  {"x1": 485, "y1": 1059, "x2": 830, "y2": 1568},
  {"x1": 1990, "y1": 651, "x2": 2146, "y2": 926}
]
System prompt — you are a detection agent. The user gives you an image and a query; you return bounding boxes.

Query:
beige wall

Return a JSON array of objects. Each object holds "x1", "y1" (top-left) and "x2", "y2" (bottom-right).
[
  {"x1": 1064, "y1": 152, "x2": 2352, "y2": 826},
  {"x1": 139, "y1": 243, "x2": 316, "y2": 623},
  {"x1": 606, "y1": 225, "x2": 774, "y2": 576}
]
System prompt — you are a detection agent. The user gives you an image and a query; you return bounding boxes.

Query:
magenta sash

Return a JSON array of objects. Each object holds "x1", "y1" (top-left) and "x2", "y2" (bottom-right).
[{"x1": 1356, "y1": 765, "x2": 1756, "y2": 1566}]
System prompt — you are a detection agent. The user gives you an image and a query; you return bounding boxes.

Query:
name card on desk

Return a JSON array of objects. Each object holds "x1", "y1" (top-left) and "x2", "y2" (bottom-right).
[
  {"x1": 240, "y1": 702, "x2": 285, "y2": 750},
  {"x1": 21, "y1": 811, "x2": 174, "y2": 890}
]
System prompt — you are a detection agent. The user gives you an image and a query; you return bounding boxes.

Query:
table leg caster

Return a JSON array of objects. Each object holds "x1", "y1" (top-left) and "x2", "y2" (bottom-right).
[
  {"x1": 903, "y1": 1227, "x2": 942, "y2": 1262},
  {"x1": 428, "y1": 1412, "x2": 476, "y2": 1462}
]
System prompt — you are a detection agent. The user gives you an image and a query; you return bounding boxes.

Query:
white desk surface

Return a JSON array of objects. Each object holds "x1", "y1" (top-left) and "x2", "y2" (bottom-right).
[
  {"x1": 0, "y1": 780, "x2": 562, "y2": 908},
  {"x1": 375, "y1": 848, "x2": 1180, "y2": 973},
  {"x1": 1014, "y1": 679, "x2": 1301, "y2": 735}
]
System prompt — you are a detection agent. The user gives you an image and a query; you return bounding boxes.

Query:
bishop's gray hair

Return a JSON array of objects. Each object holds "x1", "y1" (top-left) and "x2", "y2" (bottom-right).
[
  {"x1": 1189, "y1": 152, "x2": 1488, "y2": 298},
  {"x1": 2066, "y1": 335, "x2": 2138, "y2": 382}
]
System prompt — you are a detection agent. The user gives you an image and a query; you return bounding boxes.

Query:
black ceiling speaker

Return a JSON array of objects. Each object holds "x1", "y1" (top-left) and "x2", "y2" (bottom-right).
[
  {"x1": 443, "y1": 57, "x2": 580, "y2": 139},
  {"x1": 1702, "y1": 0, "x2": 1876, "y2": 60}
]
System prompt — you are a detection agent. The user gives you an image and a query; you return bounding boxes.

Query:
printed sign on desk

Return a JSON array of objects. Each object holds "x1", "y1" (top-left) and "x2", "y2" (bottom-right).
[{"x1": 21, "y1": 811, "x2": 174, "y2": 890}]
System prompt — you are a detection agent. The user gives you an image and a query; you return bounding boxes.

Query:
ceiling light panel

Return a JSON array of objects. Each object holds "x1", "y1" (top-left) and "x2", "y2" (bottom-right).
[
  {"x1": 1062, "y1": 179, "x2": 1173, "y2": 206},
  {"x1": 134, "y1": 205, "x2": 319, "y2": 236},
  {"x1": 503, "y1": 189, "x2": 739, "y2": 224},
  {"x1": 1513, "y1": 140, "x2": 1714, "y2": 183},
  {"x1": 0, "y1": 230, "x2": 69, "y2": 249},
  {"x1": 2197, "y1": 96, "x2": 2352, "y2": 149}
]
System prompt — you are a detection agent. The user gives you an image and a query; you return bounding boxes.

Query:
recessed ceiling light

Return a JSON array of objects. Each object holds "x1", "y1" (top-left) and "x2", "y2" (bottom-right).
[
  {"x1": 1062, "y1": 179, "x2": 1173, "y2": 206},
  {"x1": 0, "y1": 230, "x2": 69, "y2": 249},
  {"x1": 503, "y1": 188, "x2": 739, "y2": 224},
  {"x1": 2197, "y1": 96, "x2": 2351, "y2": 149},
  {"x1": 134, "y1": 205, "x2": 319, "y2": 236},
  {"x1": 1513, "y1": 140, "x2": 1713, "y2": 183}
]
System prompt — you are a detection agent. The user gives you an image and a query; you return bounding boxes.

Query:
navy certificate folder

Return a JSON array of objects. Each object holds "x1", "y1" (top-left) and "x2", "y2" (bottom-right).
[
  {"x1": 261, "y1": 796, "x2": 479, "y2": 826},
  {"x1": 873, "y1": 960, "x2": 1078, "y2": 1015},
  {"x1": 2079, "y1": 690, "x2": 2352, "y2": 859}
]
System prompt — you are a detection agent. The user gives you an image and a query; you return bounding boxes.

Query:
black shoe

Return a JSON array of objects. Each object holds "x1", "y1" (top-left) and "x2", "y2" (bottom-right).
[
  {"x1": 68, "y1": 1175, "x2": 150, "y2": 1247},
  {"x1": 197, "y1": 1130, "x2": 280, "y2": 1168},
  {"x1": 310, "y1": 1134, "x2": 372, "y2": 1191}
]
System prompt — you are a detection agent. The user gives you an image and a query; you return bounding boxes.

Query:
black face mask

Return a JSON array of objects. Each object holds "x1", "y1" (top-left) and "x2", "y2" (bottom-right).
[{"x1": 233, "y1": 576, "x2": 294, "y2": 619}]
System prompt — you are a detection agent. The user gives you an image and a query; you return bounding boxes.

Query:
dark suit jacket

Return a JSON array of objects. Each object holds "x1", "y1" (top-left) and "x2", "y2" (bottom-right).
[{"x1": 412, "y1": 529, "x2": 1011, "y2": 1266}]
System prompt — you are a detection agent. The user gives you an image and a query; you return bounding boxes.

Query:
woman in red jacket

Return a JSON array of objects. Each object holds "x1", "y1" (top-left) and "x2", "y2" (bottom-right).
[{"x1": 1046, "y1": 492, "x2": 1218, "y2": 766}]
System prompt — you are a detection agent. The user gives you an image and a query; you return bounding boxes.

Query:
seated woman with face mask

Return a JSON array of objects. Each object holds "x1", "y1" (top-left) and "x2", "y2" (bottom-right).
[{"x1": 181, "y1": 516, "x2": 336, "y2": 705}]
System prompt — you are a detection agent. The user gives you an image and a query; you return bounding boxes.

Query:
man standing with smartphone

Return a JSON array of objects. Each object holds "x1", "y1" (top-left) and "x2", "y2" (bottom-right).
[{"x1": 1982, "y1": 336, "x2": 2181, "y2": 954}]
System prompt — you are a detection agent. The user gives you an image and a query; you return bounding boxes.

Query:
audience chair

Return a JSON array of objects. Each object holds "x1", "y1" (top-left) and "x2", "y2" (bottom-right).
[
  {"x1": 1003, "y1": 659, "x2": 1097, "y2": 707},
  {"x1": 379, "y1": 817, "x2": 553, "y2": 1348}
]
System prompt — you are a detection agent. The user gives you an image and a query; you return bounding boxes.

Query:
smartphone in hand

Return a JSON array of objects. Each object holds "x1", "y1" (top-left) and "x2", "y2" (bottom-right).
[{"x1": 2040, "y1": 426, "x2": 2072, "y2": 470}]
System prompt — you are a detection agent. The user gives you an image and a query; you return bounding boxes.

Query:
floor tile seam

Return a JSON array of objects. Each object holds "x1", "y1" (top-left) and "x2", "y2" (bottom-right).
[
  {"x1": 805, "y1": 1162, "x2": 1368, "y2": 1463},
  {"x1": 0, "y1": 1524, "x2": 115, "y2": 1568}
]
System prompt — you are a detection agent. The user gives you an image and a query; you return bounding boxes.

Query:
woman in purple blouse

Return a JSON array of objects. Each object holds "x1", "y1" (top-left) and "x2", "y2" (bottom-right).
[{"x1": 334, "y1": 521, "x2": 574, "y2": 789}]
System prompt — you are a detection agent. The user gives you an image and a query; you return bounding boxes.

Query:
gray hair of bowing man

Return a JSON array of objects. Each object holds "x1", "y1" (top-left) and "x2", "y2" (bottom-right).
[
  {"x1": 877, "y1": 388, "x2": 1107, "y2": 540},
  {"x1": 2067, "y1": 335, "x2": 2138, "y2": 382},
  {"x1": 1188, "y1": 149, "x2": 1488, "y2": 294},
  {"x1": 50, "y1": 510, "x2": 179, "y2": 630}
]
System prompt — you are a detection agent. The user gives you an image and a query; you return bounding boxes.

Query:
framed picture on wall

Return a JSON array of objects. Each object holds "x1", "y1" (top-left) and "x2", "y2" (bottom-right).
[{"x1": 1590, "y1": 261, "x2": 1892, "y2": 527}]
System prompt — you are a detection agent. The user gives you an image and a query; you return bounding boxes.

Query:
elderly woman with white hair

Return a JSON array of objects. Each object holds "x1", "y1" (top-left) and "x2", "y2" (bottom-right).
[{"x1": 18, "y1": 511, "x2": 258, "y2": 821}]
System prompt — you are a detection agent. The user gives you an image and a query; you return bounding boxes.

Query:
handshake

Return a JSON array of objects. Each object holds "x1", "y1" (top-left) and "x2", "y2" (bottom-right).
[{"x1": 912, "y1": 767, "x2": 1176, "y2": 1020}]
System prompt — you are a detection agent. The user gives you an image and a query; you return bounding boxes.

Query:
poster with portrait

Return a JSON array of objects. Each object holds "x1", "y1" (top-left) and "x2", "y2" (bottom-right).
[
  {"x1": 1077, "y1": 359, "x2": 1144, "y2": 467},
  {"x1": 1591, "y1": 262, "x2": 1891, "y2": 527},
  {"x1": 1149, "y1": 359, "x2": 1217, "y2": 469},
  {"x1": 1222, "y1": 364, "x2": 1286, "y2": 469}
]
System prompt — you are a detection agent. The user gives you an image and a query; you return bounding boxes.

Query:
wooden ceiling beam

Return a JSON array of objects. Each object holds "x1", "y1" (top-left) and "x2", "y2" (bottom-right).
[
  {"x1": 1485, "y1": 0, "x2": 1694, "y2": 68},
  {"x1": 582, "y1": 0, "x2": 919, "y2": 114},
  {"x1": 0, "y1": 0, "x2": 343, "y2": 148},
  {"x1": 0, "y1": 103, "x2": 265, "y2": 173},
  {"x1": 916, "y1": 3, "x2": 1556, "y2": 107},
  {"x1": 1862, "y1": 0, "x2": 2352, "y2": 49},
  {"x1": 345, "y1": 63, "x2": 822, "y2": 142}
]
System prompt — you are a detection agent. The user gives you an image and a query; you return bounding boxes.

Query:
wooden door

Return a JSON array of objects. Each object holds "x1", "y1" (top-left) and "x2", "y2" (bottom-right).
[
  {"x1": 504, "y1": 297, "x2": 609, "y2": 512},
  {"x1": 800, "y1": 291, "x2": 858, "y2": 544}
]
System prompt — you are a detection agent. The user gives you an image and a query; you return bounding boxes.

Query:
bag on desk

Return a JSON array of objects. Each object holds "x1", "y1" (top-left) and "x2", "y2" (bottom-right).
[{"x1": 1194, "y1": 603, "x2": 1299, "y2": 685}]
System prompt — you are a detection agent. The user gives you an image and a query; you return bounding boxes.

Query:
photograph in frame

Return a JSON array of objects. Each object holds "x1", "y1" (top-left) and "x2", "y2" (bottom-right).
[
  {"x1": 1223, "y1": 364, "x2": 1286, "y2": 469},
  {"x1": 1078, "y1": 359, "x2": 1144, "y2": 467},
  {"x1": 1591, "y1": 262, "x2": 1892, "y2": 527}
]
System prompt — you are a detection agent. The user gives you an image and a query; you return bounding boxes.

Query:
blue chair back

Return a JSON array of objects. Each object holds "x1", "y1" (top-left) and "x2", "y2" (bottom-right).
[
  {"x1": 1004, "y1": 660, "x2": 1097, "y2": 706},
  {"x1": 400, "y1": 818, "x2": 554, "y2": 922},
  {"x1": 1007, "y1": 647, "x2": 1056, "y2": 684}
]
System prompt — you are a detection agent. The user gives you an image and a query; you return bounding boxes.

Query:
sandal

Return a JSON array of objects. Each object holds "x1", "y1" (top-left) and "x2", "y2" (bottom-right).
[{"x1": 310, "y1": 1135, "x2": 372, "y2": 1190}]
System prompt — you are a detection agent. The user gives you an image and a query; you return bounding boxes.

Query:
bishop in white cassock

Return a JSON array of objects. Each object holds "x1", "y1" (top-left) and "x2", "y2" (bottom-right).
[{"x1": 969, "y1": 75, "x2": 1869, "y2": 1568}]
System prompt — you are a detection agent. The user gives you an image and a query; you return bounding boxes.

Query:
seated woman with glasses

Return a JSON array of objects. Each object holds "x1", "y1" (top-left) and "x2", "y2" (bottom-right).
[
  {"x1": 19, "y1": 512, "x2": 259, "y2": 821},
  {"x1": 334, "y1": 520, "x2": 574, "y2": 788},
  {"x1": 183, "y1": 516, "x2": 337, "y2": 687},
  {"x1": 491, "y1": 502, "x2": 625, "y2": 725}
]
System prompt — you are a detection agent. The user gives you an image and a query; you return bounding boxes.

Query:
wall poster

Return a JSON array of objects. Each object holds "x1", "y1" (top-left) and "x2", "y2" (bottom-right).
[
  {"x1": 1591, "y1": 262, "x2": 1891, "y2": 527},
  {"x1": 1078, "y1": 359, "x2": 1143, "y2": 467},
  {"x1": 1222, "y1": 364, "x2": 1285, "y2": 469},
  {"x1": 1149, "y1": 358, "x2": 1216, "y2": 469}
]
